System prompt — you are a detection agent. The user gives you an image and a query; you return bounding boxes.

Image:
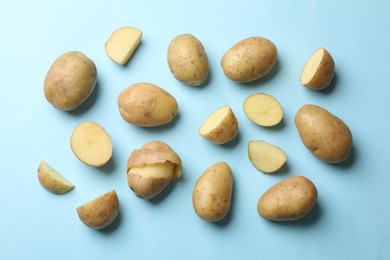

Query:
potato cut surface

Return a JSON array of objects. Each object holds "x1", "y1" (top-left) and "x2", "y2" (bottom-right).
[
  {"x1": 38, "y1": 161, "x2": 74, "y2": 194},
  {"x1": 248, "y1": 141, "x2": 286, "y2": 173},
  {"x1": 243, "y1": 93, "x2": 283, "y2": 127},
  {"x1": 300, "y1": 48, "x2": 324, "y2": 84},
  {"x1": 70, "y1": 121, "x2": 113, "y2": 167},
  {"x1": 105, "y1": 27, "x2": 142, "y2": 65},
  {"x1": 199, "y1": 105, "x2": 230, "y2": 134}
]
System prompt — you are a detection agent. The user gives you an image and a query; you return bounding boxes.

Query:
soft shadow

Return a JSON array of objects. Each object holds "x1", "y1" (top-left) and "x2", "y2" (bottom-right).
[
  {"x1": 240, "y1": 59, "x2": 280, "y2": 88},
  {"x1": 121, "y1": 41, "x2": 143, "y2": 68},
  {"x1": 66, "y1": 81, "x2": 100, "y2": 116},
  {"x1": 148, "y1": 176, "x2": 182, "y2": 205},
  {"x1": 97, "y1": 209, "x2": 122, "y2": 234},
  {"x1": 273, "y1": 161, "x2": 290, "y2": 176},
  {"x1": 213, "y1": 177, "x2": 236, "y2": 228},
  {"x1": 141, "y1": 112, "x2": 181, "y2": 133},
  {"x1": 221, "y1": 131, "x2": 242, "y2": 149},
  {"x1": 329, "y1": 145, "x2": 357, "y2": 170},
  {"x1": 306, "y1": 73, "x2": 338, "y2": 96},
  {"x1": 97, "y1": 154, "x2": 117, "y2": 175}
]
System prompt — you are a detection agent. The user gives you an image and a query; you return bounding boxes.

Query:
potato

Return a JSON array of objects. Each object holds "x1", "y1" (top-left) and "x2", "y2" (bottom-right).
[
  {"x1": 300, "y1": 48, "x2": 335, "y2": 90},
  {"x1": 77, "y1": 190, "x2": 119, "y2": 229},
  {"x1": 257, "y1": 176, "x2": 317, "y2": 221},
  {"x1": 44, "y1": 51, "x2": 97, "y2": 111},
  {"x1": 198, "y1": 105, "x2": 238, "y2": 144},
  {"x1": 243, "y1": 93, "x2": 283, "y2": 127},
  {"x1": 118, "y1": 83, "x2": 178, "y2": 127},
  {"x1": 105, "y1": 26, "x2": 142, "y2": 65},
  {"x1": 167, "y1": 34, "x2": 209, "y2": 86},
  {"x1": 295, "y1": 104, "x2": 352, "y2": 163},
  {"x1": 248, "y1": 141, "x2": 286, "y2": 173},
  {"x1": 221, "y1": 37, "x2": 277, "y2": 82},
  {"x1": 127, "y1": 141, "x2": 182, "y2": 199},
  {"x1": 37, "y1": 161, "x2": 74, "y2": 194},
  {"x1": 192, "y1": 162, "x2": 233, "y2": 222},
  {"x1": 70, "y1": 121, "x2": 113, "y2": 167}
]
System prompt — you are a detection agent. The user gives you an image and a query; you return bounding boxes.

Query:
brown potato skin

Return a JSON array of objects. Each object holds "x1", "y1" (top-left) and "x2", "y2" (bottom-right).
[
  {"x1": 192, "y1": 162, "x2": 233, "y2": 222},
  {"x1": 118, "y1": 83, "x2": 178, "y2": 127},
  {"x1": 257, "y1": 176, "x2": 317, "y2": 221},
  {"x1": 44, "y1": 51, "x2": 97, "y2": 111},
  {"x1": 295, "y1": 104, "x2": 352, "y2": 163},
  {"x1": 221, "y1": 37, "x2": 277, "y2": 82},
  {"x1": 127, "y1": 173, "x2": 172, "y2": 199}
]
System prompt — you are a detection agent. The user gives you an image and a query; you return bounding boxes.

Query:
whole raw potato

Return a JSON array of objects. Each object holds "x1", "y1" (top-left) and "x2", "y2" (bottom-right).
[
  {"x1": 221, "y1": 37, "x2": 277, "y2": 82},
  {"x1": 167, "y1": 34, "x2": 209, "y2": 86},
  {"x1": 295, "y1": 104, "x2": 352, "y2": 163},
  {"x1": 44, "y1": 51, "x2": 97, "y2": 110},
  {"x1": 118, "y1": 83, "x2": 178, "y2": 127},
  {"x1": 257, "y1": 176, "x2": 317, "y2": 221}
]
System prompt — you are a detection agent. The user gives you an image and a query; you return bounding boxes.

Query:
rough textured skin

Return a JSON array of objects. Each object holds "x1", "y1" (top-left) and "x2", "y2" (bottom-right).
[
  {"x1": 118, "y1": 83, "x2": 178, "y2": 127},
  {"x1": 192, "y1": 162, "x2": 233, "y2": 222},
  {"x1": 167, "y1": 34, "x2": 209, "y2": 86},
  {"x1": 221, "y1": 37, "x2": 277, "y2": 82},
  {"x1": 37, "y1": 161, "x2": 74, "y2": 194},
  {"x1": 295, "y1": 104, "x2": 352, "y2": 163},
  {"x1": 76, "y1": 191, "x2": 119, "y2": 229},
  {"x1": 44, "y1": 51, "x2": 97, "y2": 111},
  {"x1": 257, "y1": 176, "x2": 317, "y2": 221}
]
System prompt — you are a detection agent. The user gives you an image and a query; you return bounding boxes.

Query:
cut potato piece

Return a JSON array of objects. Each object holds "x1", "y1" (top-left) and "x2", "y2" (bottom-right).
[
  {"x1": 105, "y1": 27, "x2": 142, "y2": 65},
  {"x1": 70, "y1": 121, "x2": 113, "y2": 167},
  {"x1": 199, "y1": 105, "x2": 238, "y2": 144},
  {"x1": 38, "y1": 161, "x2": 74, "y2": 194},
  {"x1": 248, "y1": 141, "x2": 286, "y2": 173},
  {"x1": 243, "y1": 93, "x2": 283, "y2": 127},
  {"x1": 77, "y1": 190, "x2": 119, "y2": 229},
  {"x1": 300, "y1": 48, "x2": 335, "y2": 90}
]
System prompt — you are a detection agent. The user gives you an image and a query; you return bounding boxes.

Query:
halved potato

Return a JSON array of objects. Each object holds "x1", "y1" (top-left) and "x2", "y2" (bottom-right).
[
  {"x1": 105, "y1": 27, "x2": 142, "y2": 65},
  {"x1": 300, "y1": 48, "x2": 335, "y2": 90},
  {"x1": 70, "y1": 121, "x2": 113, "y2": 167},
  {"x1": 248, "y1": 141, "x2": 287, "y2": 173},
  {"x1": 37, "y1": 161, "x2": 74, "y2": 194},
  {"x1": 243, "y1": 93, "x2": 283, "y2": 127},
  {"x1": 199, "y1": 105, "x2": 238, "y2": 144}
]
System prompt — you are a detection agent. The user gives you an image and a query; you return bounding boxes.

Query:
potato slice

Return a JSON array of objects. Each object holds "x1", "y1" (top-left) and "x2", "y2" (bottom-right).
[
  {"x1": 300, "y1": 48, "x2": 335, "y2": 90},
  {"x1": 243, "y1": 93, "x2": 283, "y2": 127},
  {"x1": 70, "y1": 121, "x2": 113, "y2": 167},
  {"x1": 37, "y1": 161, "x2": 74, "y2": 194},
  {"x1": 199, "y1": 105, "x2": 238, "y2": 144},
  {"x1": 77, "y1": 190, "x2": 119, "y2": 229},
  {"x1": 105, "y1": 27, "x2": 142, "y2": 65},
  {"x1": 248, "y1": 141, "x2": 287, "y2": 173}
]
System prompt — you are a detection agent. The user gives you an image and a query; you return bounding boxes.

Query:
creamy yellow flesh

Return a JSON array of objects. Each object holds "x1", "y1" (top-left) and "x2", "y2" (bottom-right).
[
  {"x1": 244, "y1": 94, "x2": 283, "y2": 126},
  {"x1": 248, "y1": 141, "x2": 286, "y2": 173},
  {"x1": 301, "y1": 48, "x2": 324, "y2": 84},
  {"x1": 39, "y1": 161, "x2": 74, "y2": 187},
  {"x1": 129, "y1": 162, "x2": 174, "y2": 178},
  {"x1": 199, "y1": 106, "x2": 229, "y2": 134}
]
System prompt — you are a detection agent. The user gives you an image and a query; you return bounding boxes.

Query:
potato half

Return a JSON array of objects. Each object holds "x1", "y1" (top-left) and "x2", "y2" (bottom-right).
[
  {"x1": 243, "y1": 93, "x2": 283, "y2": 127},
  {"x1": 248, "y1": 141, "x2": 287, "y2": 173},
  {"x1": 199, "y1": 105, "x2": 238, "y2": 144},
  {"x1": 37, "y1": 161, "x2": 74, "y2": 194},
  {"x1": 127, "y1": 141, "x2": 182, "y2": 199}
]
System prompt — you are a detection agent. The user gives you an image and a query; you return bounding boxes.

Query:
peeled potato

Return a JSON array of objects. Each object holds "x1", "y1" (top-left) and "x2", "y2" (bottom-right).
[
  {"x1": 199, "y1": 105, "x2": 238, "y2": 144},
  {"x1": 105, "y1": 26, "x2": 142, "y2": 65},
  {"x1": 37, "y1": 161, "x2": 74, "y2": 194},
  {"x1": 70, "y1": 121, "x2": 113, "y2": 167},
  {"x1": 300, "y1": 48, "x2": 335, "y2": 90},
  {"x1": 243, "y1": 93, "x2": 283, "y2": 127},
  {"x1": 248, "y1": 141, "x2": 287, "y2": 173}
]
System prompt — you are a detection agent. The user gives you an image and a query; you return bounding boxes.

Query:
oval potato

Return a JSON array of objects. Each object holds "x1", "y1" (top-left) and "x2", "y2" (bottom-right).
[
  {"x1": 295, "y1": 104, "x2": 352, "y2": 163},
  {"x1": 118, "y1": 83, "x2": 178, "y2": 127},
  {"x1": 167, "y1": 34, "x2": 209, "y2": 86},
  {"x1": 221, "y1": 37, "x2": 277, "y2": 82}
]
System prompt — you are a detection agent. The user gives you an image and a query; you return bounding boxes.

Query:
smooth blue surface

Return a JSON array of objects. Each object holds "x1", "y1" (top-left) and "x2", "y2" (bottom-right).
[{"x1": 1, "y1": 0, "x2": 390, "y2": 259}]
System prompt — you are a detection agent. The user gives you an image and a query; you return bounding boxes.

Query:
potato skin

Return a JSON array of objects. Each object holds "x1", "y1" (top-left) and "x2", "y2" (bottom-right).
[
  {"x1": 167, "y1": 34, "x2": 209, "y2": 86},
  {"x1": 118, "y1": 83, "x2": 178, "y2": 127},
  {"x1": 44, "y1": 51, "x2": 97, "y2": 111},
  {"x1": 257, "y1": 176, "x2": 317, "y2": 221},
  {"x1": 192, "y1": 162, "x2": 233, "y2": 222},
  {"x1": 221, "y1": 37, "x2": 277, "y2": 82},
  {"x1": 295, "y1": 104, "x2": 352, "y2": 163}
]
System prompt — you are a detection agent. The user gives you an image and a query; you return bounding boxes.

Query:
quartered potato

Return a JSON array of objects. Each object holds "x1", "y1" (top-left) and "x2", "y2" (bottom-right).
[{"x1": 37, "y1": 161, "x2": 74, "y2": 194}]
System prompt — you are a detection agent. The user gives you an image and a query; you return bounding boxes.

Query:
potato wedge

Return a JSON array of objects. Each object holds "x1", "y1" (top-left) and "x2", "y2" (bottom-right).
[
  {"x1": 37, "y1": 161, "x2": 74, "y2": 194},
  {"x1": 248, "y1": 141, "x2": 286, "y2": 173},
  {"x1": 243, "y1": 93, "x2": 283, "y2": 127},
  {"x1": 70, "y1": 121, "x2": 113, "y2": 167},
  {"x1": 105, "y1": 27, "x2": 142, "y2": 65}
]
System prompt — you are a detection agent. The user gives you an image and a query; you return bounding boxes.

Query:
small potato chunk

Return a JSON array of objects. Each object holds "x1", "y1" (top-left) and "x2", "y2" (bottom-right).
[
  {"x1": 127, "y1": 141, "x2": 182, "y2": 199},
  {"x1": 300, "y1": 48, "x2": 335, "y2": 90},
  {"x1": 105, "y1": 26, "x2": 142, "y2": 65},
  {"x1": 243, "y1": 93, "x2": 283, "y2": 127},
  {"x1": 192, "y1": 162, "x2": 233, "y2": 222},
  {"x1": 70, "y1": 121, "x2": 113, "y2": 167},
  {"x1": 257, "y1": 176, "x2": 317, "y2": 221},
  {"x1": 199, "y1": 105, "x2": 238, "y2": 144},
  {"x1": 37, "y1": 161, "x2": 74, "y2": 194},
  {"x1": 77, "y1": 190, "x2": 119, "y2": 229},
  {"x1": 248, "y1": 141, "x2": 286, "y2": 173}
]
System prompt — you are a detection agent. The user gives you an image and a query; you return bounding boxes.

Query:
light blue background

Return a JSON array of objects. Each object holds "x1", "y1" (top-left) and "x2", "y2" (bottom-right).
[{"x1": 1, "y1": 0, "x2": 390, "y2": 259}]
